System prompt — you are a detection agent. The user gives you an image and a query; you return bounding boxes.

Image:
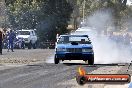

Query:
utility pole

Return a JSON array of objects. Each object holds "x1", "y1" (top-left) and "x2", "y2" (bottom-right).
[{"x1": 82, "y1": 0, "x2": 85, "y2": 22}]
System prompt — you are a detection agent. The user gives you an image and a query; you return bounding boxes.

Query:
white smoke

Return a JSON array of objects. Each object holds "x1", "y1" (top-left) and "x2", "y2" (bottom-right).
[
  {"x1": 46, "y1": 9, "x2": 132, "y2": 64},
  {"x1": 78, "y1": 9, "x2": 132, "y2": 64}
]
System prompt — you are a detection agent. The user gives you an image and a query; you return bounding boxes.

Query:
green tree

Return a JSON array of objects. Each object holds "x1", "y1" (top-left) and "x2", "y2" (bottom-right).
[
  {"x1": 76, "y1": 0, "x2": 132, "y2": 31},
  {"x1": 6, "y1": 0, "x2": 73, "y2": 42},
  {"x1": 36, "y1": 0, "x2": 73, "y2": 41}
]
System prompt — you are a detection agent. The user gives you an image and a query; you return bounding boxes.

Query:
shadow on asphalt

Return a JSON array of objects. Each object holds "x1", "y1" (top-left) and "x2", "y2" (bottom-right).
[
  {"x1": 63, "y1": 63, "x2": 127, "y2": 66},
  {"x1": 63, "y1": 63, "x2": 96, "y2": 67}
]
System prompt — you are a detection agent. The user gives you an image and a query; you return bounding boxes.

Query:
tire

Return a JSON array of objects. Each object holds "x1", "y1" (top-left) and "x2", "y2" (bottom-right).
[
  {"x1": 88, "y1": 55, "x2": 94, "y2": 65},
  {"x1": 88, "y1": 59, "x2": 94, "y2": 65},
  {"x1": 54, "y1": 55, "x2": 59, "y2": 64},
  {"x1": 23, "y1": 47, "x2": 25, "y2": 49},
  {"x1": 22, "y1": 45, "x2": 25, "y2": 49},
  {"x1": 28, "y1": 42, "x2": 32, "y2": 49},
  {"x1": 33, "y1": 43, "x2": 37, "y2": 49}
]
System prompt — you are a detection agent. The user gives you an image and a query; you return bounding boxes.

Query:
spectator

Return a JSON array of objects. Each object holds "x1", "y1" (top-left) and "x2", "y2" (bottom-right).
[
  {"x1": 21, "y1": 38, "x2": 25, "y2": 49},
  {"x1": 17, "y1": 37, "x2": 25, "y2": 49},
  {"x1": 7, "y1": 30, "x2": 16, "y2": 52},
  {"x1": 0, "y1": 28, "x2": 3, "y2": 55},
  {"x1": 6, "y1": 31, "x2": 10, "y2": 49},
  {"x1": 56, "y1": 33, "x2": 59, "y2": 42}
]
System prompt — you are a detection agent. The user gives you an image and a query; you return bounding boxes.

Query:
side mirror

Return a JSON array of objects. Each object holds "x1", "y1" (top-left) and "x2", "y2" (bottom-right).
[{"x1": 30, "y1": 32, "x2": 33, "y2": 36}]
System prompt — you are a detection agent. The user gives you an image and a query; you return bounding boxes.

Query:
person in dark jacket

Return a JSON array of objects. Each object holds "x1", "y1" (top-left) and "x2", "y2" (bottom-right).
[
  {"x1": 0, "y1": 29, "x2": 3, "y2": 55},
  {"x1": 7, "y1": 30, "x2": 16, "y2": 52}
]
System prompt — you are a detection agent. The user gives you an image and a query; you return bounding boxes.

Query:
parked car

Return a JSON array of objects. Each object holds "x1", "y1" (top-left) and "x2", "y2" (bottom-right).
[
  {"x1": 38, "y1": 41, "x2": 55, "y2": 49},
  {"x1": 16, "y1": 29, "x2": 37, "y2": 49},
  {"x1": 54, "y1": 34, "x2": 94, "y2": 65}
]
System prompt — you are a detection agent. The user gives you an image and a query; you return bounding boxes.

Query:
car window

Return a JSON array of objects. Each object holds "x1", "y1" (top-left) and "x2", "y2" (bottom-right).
[
  {"x1": 31, "y1": 31, "x2": 35, "y2": 36},
  {"x1": 58, "y1": 36, "x2": 91, "y2": 44},
  {"x1": 18, "y1": 31, "x2": 30, "y2": 35},
  {"x1": 33, "y1": 31, "x2": 36, "y2": 36}
]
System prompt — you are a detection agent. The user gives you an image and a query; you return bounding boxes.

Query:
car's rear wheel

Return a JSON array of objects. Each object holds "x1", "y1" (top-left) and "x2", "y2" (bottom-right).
[
  {"x1": 54, "y1": 55, "x2": 59, "y2": 64},
  {"x1": 33, "y1": 42, "x2": 37, "y2": 49},
  {"x1": 28, "y1": 42, "x2": 32, "y2": 49}
]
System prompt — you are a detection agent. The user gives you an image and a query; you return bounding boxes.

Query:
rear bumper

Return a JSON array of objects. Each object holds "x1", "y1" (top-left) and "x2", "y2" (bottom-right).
[{"x1": 55, "y1": 52, "x2": 94, "y2": 60}]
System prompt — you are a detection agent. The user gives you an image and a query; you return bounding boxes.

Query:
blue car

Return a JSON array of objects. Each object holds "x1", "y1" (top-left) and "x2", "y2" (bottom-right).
[{"x1": 54, "y1": 34, "x2": 94, "y2": 65}]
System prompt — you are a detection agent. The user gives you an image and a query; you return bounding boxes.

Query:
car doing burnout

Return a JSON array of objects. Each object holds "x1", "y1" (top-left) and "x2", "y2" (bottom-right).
[{"x1": 54, "y1": 35, "x2": 94, "y2": 65}]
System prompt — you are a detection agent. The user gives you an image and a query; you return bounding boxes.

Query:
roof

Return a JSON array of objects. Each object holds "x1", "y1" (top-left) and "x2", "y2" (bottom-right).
[
  {"x1": 60, "y1": 34, "x2": 88, "y2": 37},
  {"x1": 18, "y1": 30, "x2": 34, "y2": 31},
  {"x1": 76, "y1": 27, "x2": 95, "y2": 32}
]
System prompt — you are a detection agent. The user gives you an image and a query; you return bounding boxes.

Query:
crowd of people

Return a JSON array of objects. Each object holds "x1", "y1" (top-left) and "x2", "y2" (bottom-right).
[{"x1": 0, "y1": 28, "x2": 25, "y2": 55}]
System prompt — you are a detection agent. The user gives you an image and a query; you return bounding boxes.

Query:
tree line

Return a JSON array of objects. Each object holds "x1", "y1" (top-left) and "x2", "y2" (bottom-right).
[
  {"x1": 5, "y1": 0, "x2": 132, "y2": 42},
  {"x1": 76, "y1": 0, "x2": 132, "y2": 31},
  {"x1": 5, "y1": 0, "x2": 73, "y2": 42}
]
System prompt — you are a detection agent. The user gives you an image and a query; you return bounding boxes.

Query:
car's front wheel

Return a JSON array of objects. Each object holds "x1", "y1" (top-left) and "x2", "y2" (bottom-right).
[
  {"x1": 33, "y1": 42, "x2": 37, "y2": 49},
  {"x1": 54, "y1": 55, "x2": 59, "y2": 64},
  {"x1": 86, "y1": 55, "x2": 94, "y2": 65},
  {"x1": 88, "y1": 58, "x2": 94, "y2": 65}
]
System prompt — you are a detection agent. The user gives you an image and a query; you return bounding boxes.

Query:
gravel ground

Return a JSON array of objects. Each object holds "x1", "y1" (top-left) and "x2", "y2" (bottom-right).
[{"x1": 0, "y1": 49, "x2": 54, "y2": 65}]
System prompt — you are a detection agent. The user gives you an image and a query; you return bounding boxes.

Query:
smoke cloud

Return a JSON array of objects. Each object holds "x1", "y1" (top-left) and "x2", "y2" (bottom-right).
[
  {"x1": 46, "y1": 9, "x2": 132, "y2": 64},
  {"x1": 79, "y1": 9, "x2": 132, "y2": 64}
]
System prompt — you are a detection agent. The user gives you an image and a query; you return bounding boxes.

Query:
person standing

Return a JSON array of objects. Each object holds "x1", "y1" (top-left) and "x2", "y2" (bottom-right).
[
  {"x1": 6, "y1": 31, "x2": 10, "y2": 50},
  {"x1": 7, "y1": 30, "x2": 16, "y2": 52},
  {"x1": 21, "y1": 38, "x2": 25, "y2": 49},
  {"x1": 0, "y1": 29, "x2": 3, "y2": 55}
]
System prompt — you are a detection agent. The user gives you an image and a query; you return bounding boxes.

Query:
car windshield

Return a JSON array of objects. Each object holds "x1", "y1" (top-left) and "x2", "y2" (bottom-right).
[
  {"x1": 58, "y1": 36, "x2": 91, "y2": 44},
  {"x1": 18, "y1": 31, "x2": 30, "y2": 35}
]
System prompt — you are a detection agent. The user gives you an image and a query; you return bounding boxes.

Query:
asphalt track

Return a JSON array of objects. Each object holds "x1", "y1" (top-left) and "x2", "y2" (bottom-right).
[
  {"x1": 0, "y1": 63, "x2": 100, "y2": 88},
  {"x1": 0, "y1": 49, "x2": 131, "y2": 88}
]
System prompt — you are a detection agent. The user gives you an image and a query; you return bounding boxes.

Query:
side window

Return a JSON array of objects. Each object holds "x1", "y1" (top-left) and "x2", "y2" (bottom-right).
[
  {"x1": 30, "y1": 31, "x2": 33, "y2": 36},
  {"x1": 33, "y1": 31, "x2": 36, "y2": 36},
  {"x1": 59, "y1": 37, "x2": 64, "y2": 41},
  {"x1": 28, "y1": 32, "x2": 30, "y2": 35},
  {"x1": 31, "y1": 31, "x2": 34, "y2": 36}
]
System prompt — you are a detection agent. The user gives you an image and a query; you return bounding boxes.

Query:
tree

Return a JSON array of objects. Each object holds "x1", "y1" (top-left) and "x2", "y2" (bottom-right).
[
  {"x1": 6, "y1": 0, "x2": 73, "y2": 42},
  {"x1": 76, "y1": 0, "x2": 132, "y2": 31},
  {"x1": 37, "y1": 0, "x2": 73, "y2": 41}
]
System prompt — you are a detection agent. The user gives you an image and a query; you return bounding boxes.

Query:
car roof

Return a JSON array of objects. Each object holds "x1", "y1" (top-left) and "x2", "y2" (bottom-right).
[
  {"x1": 60, "y1": 35, "x2": 89, "y2": 37},
  {"x1": 18, "y1": 30, "x2": 34, "y2": 31},
  {"x1": 76, "y1": 27, "x2": 96, "y2": 32}
]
